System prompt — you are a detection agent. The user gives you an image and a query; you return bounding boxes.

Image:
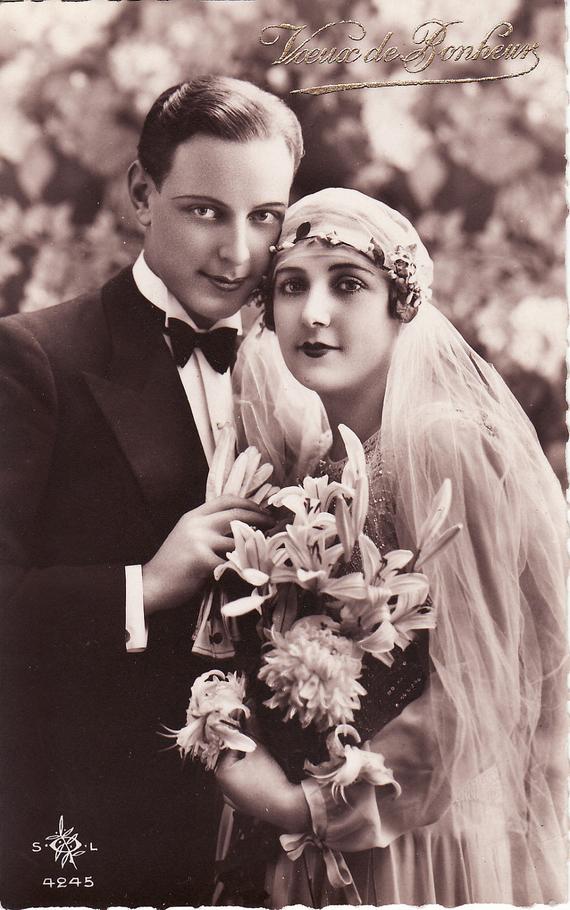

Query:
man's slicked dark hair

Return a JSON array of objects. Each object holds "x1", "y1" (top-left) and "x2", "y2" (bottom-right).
[{"x1": 137, "y1": 75, "x2": 304, "y2": 188}]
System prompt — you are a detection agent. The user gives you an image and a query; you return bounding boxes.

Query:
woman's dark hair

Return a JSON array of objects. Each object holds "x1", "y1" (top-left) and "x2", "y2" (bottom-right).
[{"x1": 138, "y1": 76, "x2": 304, "y2": 188}]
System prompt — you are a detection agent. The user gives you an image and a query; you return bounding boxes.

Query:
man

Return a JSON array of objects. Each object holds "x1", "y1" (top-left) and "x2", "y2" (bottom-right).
[{"x1": 0, "y1": 76, "x2": 302, "y2": 908}]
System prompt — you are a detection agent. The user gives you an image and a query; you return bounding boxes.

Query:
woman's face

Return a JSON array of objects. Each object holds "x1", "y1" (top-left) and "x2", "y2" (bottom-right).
[{"x1": 273, "y1": 243, "x2": 399, "y2": 404}]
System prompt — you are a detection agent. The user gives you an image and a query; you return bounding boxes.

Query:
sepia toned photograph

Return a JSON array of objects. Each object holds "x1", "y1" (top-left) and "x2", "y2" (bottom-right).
[{"x1": 0, "y1": 0, "x2": 566, "y2": 908}]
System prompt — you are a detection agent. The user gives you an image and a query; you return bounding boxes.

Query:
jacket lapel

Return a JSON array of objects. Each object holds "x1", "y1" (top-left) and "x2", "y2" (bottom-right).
[{"x1": 83, "y1": 269, "x2": 209, "y2": 534}]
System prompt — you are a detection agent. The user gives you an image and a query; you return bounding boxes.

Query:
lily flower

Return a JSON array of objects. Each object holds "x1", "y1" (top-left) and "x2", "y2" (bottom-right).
[
  {"x1": 338, "y1": 424, "x2": 367, "y2": 491},
  {"x1": 386, "y1": 590, "x2": 437, "y2": 651},
  {"x1": 334, "y1": 475, "x2": 368, "y2": 562},
  {"x1": 169, "y1": 671, "x2": 256, "y2": 770},
  {"x1": 282, "y1": 524, "x2": 366, "y2": 600},
  {"x1": 338, "y1": 533, "x2": 431, "y2": 666},
  {"x1": 206, "y1": 426, "x2": 280, "y2": 506},
  {"x1": 215, "y1": 521, "x2": 296, "y2": 618},
  {"x1": 220, "y1": 588, "x2": 276, "y2": 619},
  {"x1": 305, "y1": 725, "x2": 401, "y2": 802},
  {"x1": 355, "y1": 621, "x2": 398, "y2": 661},
  {"x1": 269, "y1": 475, "x2": 352, "y2": 530},
  {"x1": 414, "y1": 479, "x2": 462, "y2": 569},
  {"x1": 344, "y1": 482, "x2": 461, "y2": 662},
  {"x1": 322, "y1": 425, "x2": 369, "y2": 561},
  {"x1": 214, "y1": 521, "x2": 290, "y2": 588},
  {"x1": 340, "y1": 534, "x2": 422, "y2": 612},
  {"x1": 283, "y1": 524, "x2": 343, "y2": 578}
]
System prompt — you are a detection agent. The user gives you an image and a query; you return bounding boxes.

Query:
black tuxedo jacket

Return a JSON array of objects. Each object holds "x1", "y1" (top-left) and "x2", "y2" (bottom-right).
[{"x1": 0, "y1": 268, "x2": 221, "y2": 907}]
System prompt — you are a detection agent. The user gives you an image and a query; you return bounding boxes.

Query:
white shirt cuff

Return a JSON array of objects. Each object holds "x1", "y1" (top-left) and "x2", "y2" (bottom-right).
[{"x1": 125, "y1": 564, "x2": 148, "y2": 652}]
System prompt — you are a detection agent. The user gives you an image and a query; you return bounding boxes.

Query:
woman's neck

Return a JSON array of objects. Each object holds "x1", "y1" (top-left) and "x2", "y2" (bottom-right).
[{"x1": 323, "y1": 394, "x2": 383, "y2": 461}]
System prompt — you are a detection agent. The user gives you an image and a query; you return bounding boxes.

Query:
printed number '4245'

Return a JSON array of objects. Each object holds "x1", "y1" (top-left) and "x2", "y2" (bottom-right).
[{"x1": 42, "y1": 876, "x2": 94, "y2": 887}]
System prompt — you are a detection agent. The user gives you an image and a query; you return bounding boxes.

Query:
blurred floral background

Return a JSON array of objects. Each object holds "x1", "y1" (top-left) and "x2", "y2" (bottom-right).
[{"x1": 0, "y1": 0, "x2": 565, "y2": 478}]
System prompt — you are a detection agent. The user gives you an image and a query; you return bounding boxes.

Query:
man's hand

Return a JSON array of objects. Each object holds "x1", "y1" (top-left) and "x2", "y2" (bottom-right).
[{"x1": 142, "y1": 495, "x2": 273, "y2": 615}]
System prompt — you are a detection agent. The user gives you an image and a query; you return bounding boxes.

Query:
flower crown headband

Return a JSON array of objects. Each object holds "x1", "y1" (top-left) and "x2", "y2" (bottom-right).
[{"x1": 269, "y1": 222, "x2": 429, "y2": 322}]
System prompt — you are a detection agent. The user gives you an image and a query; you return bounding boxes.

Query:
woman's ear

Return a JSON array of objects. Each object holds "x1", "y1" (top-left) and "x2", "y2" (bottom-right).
[{"x1": 127, "y1": 160, "x2": 154, "y2": 228}]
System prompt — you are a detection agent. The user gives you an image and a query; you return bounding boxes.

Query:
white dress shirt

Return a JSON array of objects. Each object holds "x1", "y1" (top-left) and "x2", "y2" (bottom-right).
[{"x1": 125, "y1": 252, "x2": 241, "y2": 651}]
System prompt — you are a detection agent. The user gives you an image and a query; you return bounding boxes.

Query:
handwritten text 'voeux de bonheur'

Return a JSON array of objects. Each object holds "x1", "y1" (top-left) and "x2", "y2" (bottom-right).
[{"x1": 260, "y1": 20, "x2": 540, "y2": 95}]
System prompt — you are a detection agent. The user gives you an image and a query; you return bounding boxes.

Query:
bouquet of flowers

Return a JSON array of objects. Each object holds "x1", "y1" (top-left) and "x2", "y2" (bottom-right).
[{"x1": 176, "y1": 424, "x2": 461, "y2": 793}]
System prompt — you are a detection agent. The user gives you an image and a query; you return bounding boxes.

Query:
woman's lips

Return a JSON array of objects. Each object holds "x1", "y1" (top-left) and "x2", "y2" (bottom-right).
[{"x1": 299, "y1": 342, "x2": 338, "y2": 358}]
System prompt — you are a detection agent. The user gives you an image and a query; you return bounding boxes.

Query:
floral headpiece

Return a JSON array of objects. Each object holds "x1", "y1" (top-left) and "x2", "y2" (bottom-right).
[{"x1": 269, "y1": 188, "x2": 433, "y2": 321}]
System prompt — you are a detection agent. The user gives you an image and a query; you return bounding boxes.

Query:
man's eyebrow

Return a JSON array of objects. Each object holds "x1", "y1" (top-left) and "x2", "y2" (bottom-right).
[
  {"x1": 273, "y1": 265, "x2": 305, "y2": 276},
  {"x1": 172, "y1": 194, "x2": 287, "y2": 209},
  {"x1": 172, "y1": 195, "x2": 225, "y2": 205}
]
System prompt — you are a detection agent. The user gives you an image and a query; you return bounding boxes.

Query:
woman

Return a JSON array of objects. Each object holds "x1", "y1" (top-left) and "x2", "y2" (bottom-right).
[{"x1": 216, "y1": 188, "x2": 567, "y2": 906}]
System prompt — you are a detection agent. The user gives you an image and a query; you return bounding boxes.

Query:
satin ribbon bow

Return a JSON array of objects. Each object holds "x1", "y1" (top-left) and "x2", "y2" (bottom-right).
[
  {"x1": 167, "y1": 319, "x2": 238, "y2": 373},
  {"x1": 280, "y1": 831, "x2": 362, "y2": 904}
]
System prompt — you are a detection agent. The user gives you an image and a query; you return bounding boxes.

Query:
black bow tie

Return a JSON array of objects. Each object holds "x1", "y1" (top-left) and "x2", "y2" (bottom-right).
[
  {"x1": 165, "y1": 319, "x2": 237, "y2": 373},
  {"x1": 142, "y1": 301, "x2": 238, "y2": 373},
  {"x1": 167, "y1": 318, "x2": 238, "y2": 374}
]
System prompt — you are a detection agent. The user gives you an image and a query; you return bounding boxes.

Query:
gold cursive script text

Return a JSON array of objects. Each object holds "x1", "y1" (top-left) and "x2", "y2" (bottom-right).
[{"x1": 259, "y1": 20, "x2": 540, "y2": 95}]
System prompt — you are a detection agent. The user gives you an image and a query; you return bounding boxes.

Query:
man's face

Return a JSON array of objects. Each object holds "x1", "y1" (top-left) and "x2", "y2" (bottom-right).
[{"x1": 133, "y1": 134, "x2": 295, "y2": 328}]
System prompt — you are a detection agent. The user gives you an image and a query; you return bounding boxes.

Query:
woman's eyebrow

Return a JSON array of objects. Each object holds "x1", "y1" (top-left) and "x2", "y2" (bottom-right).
[
  {"x1": 328, "y1": 262, "x2": 375, "y2": 275},
  {"x1": 274, "y1": 261, "x2": 377, "y2": 278}
]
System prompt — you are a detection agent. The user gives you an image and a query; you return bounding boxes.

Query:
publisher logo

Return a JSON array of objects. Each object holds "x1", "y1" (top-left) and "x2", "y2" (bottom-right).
[{"x1": 45, "y1": 815, "x2": 86, "y2": 869}]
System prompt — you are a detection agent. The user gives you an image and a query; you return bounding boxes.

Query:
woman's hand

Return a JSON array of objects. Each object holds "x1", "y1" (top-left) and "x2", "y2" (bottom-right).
[{"x1": 215, "y1": 742, "x2": 311, "y2": 833}]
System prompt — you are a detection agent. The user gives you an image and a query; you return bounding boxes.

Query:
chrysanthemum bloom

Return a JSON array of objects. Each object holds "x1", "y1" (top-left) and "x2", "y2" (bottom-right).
[{"x1": 259, "y1": 616, "x2": 366, "y2": 731}]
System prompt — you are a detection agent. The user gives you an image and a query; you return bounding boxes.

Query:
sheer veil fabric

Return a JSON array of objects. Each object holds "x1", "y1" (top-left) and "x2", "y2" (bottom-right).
[
  {"x1": 235, "y1": 321, "x2": 331, "y2": 485},
  {"x1": 235, "y1": 191, "x2": 567, "y2": 905},
  {"x1": 378, "y1": 301, "x2": 567, "y2": 903}
]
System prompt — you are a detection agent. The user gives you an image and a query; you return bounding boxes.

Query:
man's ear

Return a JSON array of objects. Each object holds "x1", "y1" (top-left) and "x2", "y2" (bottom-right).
[{"x1": 128, "y1": 160, "x2": 155, "y2": 227}]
